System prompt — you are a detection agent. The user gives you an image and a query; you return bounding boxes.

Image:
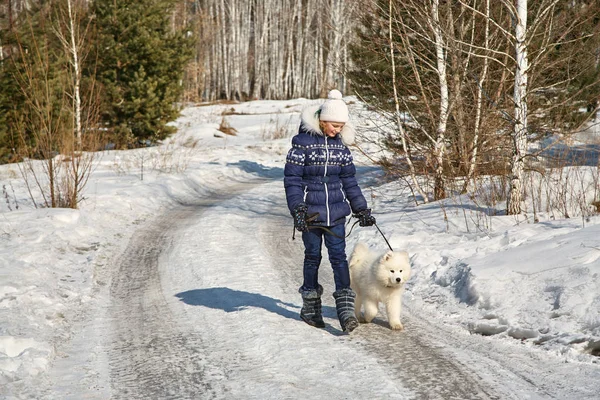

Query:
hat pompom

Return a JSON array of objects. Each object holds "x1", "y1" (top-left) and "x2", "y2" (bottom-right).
[{"x1": 327, "y1": 89, "x2": 343, "y2": 100}]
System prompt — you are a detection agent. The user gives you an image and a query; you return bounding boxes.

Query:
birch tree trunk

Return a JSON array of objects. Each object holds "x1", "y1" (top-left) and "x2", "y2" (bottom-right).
[
  {"x1": 325, "y1": 0, "x2": 344, "y2": 90},
  {"x1": 52, "y1": 0, "x2": 83, "y2": 147},
  {"x1": 251, "y1": 0, "x2": 271, "y2": 99},
  {"x1": 66, "y1": 0, "x2": 82, "y2": 149},
  {"x1": 507, "y1": 0, "x2": 529, "y2": 215},
  {"x1": 432, "y1": 0, "x2": 449, "y2": 200},
  {"x1": 218, "y1": 0, "x2": 228, "y2": 99},
  {"x1": 291, "y1": 0, "x2": 304, "y2": 98},
  {"x1": 207, "y1": 0, "x2": 218, "y2": 100}
]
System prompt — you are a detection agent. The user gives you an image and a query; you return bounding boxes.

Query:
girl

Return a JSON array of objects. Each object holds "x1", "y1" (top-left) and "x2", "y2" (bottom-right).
[{"x1": 284, "y1": 90, "x2": 375, "y2": 332}]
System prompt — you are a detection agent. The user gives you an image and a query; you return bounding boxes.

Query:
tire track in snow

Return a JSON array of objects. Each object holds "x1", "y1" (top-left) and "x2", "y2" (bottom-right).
[
  {"x1": 108, "y1": 181, "x2": 262, "y2": 399},
  {"x1": 109, "y1": 206, "x2": 218, "y2": 399}
]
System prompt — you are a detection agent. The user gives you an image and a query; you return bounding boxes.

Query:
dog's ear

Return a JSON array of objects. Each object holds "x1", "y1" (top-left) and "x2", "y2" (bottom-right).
[{"x1": 383, "y1": 251, "x2": 394, "y2": 261}]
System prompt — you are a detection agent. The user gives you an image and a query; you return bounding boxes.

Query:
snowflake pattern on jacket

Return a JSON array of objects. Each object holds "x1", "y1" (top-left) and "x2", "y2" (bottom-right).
[{"x1": 284, "y1": 105, "x2": 367, "y2": 227}]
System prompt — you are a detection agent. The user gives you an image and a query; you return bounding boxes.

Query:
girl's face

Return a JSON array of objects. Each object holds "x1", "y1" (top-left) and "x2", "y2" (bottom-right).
[{"x1": 320, "y1": 121, "x2": 345, "y2": 138}]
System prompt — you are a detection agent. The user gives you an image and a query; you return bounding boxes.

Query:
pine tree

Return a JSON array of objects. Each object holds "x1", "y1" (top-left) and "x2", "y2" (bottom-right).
[{"x1": 92, "y1": 0, "x2": 193, "y2": 146}]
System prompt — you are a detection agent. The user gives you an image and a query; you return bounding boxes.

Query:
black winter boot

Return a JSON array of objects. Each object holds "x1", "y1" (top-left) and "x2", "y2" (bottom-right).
[
  {"x1": 333, "y1": 288, "x2": 359, "y2": 333},
  {"x1": 299, "y1": 285, "x2": 325, "y2": 328}
]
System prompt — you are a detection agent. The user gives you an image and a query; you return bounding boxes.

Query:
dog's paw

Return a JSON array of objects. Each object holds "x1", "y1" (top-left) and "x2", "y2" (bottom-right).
[{"x1": 389, "y1": 321, "x2": 404, "y2": 331}]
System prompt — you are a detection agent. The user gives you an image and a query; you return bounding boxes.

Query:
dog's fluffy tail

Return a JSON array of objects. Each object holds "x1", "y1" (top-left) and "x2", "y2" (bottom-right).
[{"x1": 349, "y1": 242, "x2": 370, "y2": 270}]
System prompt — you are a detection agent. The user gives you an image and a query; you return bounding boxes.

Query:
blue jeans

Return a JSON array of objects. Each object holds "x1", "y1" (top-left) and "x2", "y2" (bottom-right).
[{"x1": 301, "y1": 223, "x2": 350, "y2": 292}]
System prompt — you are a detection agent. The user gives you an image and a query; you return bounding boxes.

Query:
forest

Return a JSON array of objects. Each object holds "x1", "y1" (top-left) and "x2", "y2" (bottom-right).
[{"x1": 1, "y1": 0, "x2": 599, "y2": 214}]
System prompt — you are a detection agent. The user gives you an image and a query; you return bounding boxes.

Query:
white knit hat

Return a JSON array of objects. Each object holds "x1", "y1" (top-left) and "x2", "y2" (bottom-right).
[{"x1": 319, "y1": 89, "x2": 349, "y2": 123}]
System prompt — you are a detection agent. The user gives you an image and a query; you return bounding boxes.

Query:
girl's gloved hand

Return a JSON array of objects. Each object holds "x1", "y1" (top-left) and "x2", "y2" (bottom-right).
[
  {"x1": 355, "y1": 209, "x2": 376, "y2": 227},
  {"x1": 293, "y1": 203, "x2": 309, "y2": 232}
]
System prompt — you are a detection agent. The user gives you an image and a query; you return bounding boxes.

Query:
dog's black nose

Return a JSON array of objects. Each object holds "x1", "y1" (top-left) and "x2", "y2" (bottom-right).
[{"x1": 396, "y1": 277, "x2": 401, "y2": 283}]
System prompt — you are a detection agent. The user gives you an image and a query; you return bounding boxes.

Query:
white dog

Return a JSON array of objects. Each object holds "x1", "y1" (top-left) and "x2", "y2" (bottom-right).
[{"x1": 349, "y1": 243, "x2": 411, "y2": 330}]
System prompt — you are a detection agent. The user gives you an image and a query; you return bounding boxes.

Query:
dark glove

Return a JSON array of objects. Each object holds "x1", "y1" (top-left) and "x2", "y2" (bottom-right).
[
  {"x1": 354, "y1": 208, "x2": 376, "y2": 227},
  {"x1": 293, "y1": 203, "x2": 309, "y2": 232}
]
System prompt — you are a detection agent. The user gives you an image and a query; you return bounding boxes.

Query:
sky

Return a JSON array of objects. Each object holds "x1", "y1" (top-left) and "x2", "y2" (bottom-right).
[{"x1": 0, "y1": 97, "x2": 599, "y2": 399}]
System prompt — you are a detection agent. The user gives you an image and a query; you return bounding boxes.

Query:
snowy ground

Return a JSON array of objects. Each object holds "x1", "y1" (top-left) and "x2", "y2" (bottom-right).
[{"x1": 1, "y1": 97, "x2": 599, "y2": 399}]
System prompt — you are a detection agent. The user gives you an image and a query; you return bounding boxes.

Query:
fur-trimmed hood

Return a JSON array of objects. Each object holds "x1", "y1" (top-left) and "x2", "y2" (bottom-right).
[{"x1": 299, "y1": 105, "x2": 356, "y2": 146}]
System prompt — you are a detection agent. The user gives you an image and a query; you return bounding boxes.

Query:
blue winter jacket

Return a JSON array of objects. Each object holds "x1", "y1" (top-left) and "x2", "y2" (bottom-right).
[{"x1": 284, "y1": 105, "x2": 368, "y2": 226}]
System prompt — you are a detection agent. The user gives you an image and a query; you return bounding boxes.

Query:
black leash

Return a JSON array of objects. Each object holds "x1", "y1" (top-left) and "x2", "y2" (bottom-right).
[
  {"x1": 374, "y1": 222, "x2": 394, "y2": 252},
  {"x1": 292, "y1": 219, "x2": 360, "y2": 241},
  {"x1": 309, "y1": 219, "x2": 360, "y2": 239},
  {"x1": 292, "y1": 217, "x2": 394, "y2": 253}
]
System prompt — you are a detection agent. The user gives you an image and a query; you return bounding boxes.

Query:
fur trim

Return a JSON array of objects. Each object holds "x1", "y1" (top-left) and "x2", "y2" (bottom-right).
[
  {"x1": 300, "y1": 105, "x2": 356, "y2": 146},
  {"x1": 339, "y1": 124, "x2": 356, "y2": 147},
  {"x1": 299, "y1": 284, "x2": 324, "y2": 298}
]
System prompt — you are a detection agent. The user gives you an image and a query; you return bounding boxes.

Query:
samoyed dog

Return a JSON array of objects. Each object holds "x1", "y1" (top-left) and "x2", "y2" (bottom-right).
[{"x1": 349, "y1": 243, "x2": 411, "y2": 330}]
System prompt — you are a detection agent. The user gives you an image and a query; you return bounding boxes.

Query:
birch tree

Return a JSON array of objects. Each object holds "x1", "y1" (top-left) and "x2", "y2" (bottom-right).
[
  {"x1": 53, "y1": 0, "x2": 98, "y2": 208},
  {"x1": 501, "y1": 0, "x2": 600, "y2": 214},
  {"x1": 55, "y1": 0, "x2": 82, "y2": 147},
  {"x1": 431, "y1": 0, "x2": 450, "y2": 200},
  {"x1": 507, "y1": 0, "x2": 529, "y2": 215}
]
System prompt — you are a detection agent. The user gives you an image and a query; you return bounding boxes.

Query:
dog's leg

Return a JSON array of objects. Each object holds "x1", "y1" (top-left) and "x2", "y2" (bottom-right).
[
  {"x1": 386, "y1": 293, "x2": 403, "y2": 330},
  {"x1": 354, "y1": 291, "x2": 364, "y2": 321},
  {"x1": 362, "y1": 299, "x2": 378, "y2": 323}
]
